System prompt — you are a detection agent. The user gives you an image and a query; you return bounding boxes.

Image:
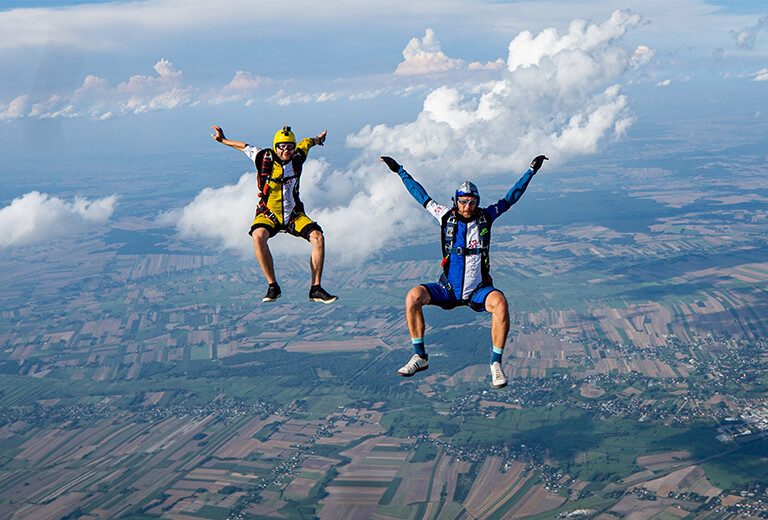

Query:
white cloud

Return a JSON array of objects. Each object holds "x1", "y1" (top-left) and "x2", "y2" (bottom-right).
[
  {"x1": 630, "y1": 45, "x2": 655, "y2": 67},
  {"x1": 271, "y1": 90, "x2": 344, "y2": 106},
  {"x1": 165, "y1": 173, "x2": 258, "y2": 255},
  {"x1": 730, "y1": 15, "x2": 768, "y2": 50},
  {"x1": 656, "y1": 79, "x2": 671, "y2": 86},
  {"x1": 468, "y1": 59, "x2": 506, "y2": 71},
  {"x1": 752, "y1": 68, "x2": 768, "y2": 82},
  {"x1": 0, "y1": 59, "x2": 195, "y2": 120},
  {"x1": 208, "y1": 71, "x2": 271, "y2": 105},
  {"x1": 173, "y1": 10, "x2": 645, "y2": 264},
  {"x1": 395, "y1": 28, "x2": 465, "y2": 76},
  {"x1": 0, "y1": 192, "x2": 117, "y2": 247},
  {"x1": 0, "y1": 95, "x2": 31, "y2": 120}
]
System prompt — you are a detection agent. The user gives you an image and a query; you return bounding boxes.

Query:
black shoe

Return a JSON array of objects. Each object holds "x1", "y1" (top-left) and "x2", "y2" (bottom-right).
[
  {"x1": 263, "y1": 284, "x2": 281, "y2": 303},
  {"x1": 309, "y1": 286, "x2": 338, "y2": 304}
]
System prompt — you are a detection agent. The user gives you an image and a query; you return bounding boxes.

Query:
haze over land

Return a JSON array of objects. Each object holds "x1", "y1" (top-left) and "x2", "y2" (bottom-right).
[{"x1": 1, "y1": 1, "x2": 768, "y2": 519}]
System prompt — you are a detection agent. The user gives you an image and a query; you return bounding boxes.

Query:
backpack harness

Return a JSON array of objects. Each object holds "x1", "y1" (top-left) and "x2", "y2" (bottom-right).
[
  {"x1": 439, "y1": 208, "x2": 493, "y2": 297},
  {"x1": 254, "y1": 148, "x2": 304, "y2": 226}
]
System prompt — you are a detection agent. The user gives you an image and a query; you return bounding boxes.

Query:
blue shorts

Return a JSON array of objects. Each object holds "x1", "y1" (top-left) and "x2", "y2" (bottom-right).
[{"x1": 422, "y1": 283, "x2": 500, "y2": 312}]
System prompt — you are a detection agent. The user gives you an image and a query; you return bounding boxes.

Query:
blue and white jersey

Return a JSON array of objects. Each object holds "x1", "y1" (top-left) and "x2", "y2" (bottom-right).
[
  {"x1": 425, "y1": 200, "x2": 486, "y2": 299},
  {"x1": 397, "y1": 166, "x2": 536, "y2": 299}
]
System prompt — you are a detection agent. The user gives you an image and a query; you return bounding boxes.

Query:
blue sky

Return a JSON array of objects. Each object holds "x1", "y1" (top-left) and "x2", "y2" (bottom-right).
[{"x1": 0, "y1": 0, "x2": 766, "y2": 258}]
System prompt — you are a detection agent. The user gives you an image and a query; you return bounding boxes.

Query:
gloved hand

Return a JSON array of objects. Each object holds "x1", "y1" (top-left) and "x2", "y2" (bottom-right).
[
  {"x1": 380, "y1": 156, "x2": 401, "y2": 173},
  {"x1": 530, "y1": 155, "x2": 548, "y2": 173}
]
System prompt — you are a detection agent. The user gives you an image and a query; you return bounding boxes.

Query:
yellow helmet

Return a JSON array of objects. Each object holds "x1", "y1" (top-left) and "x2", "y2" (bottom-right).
[{"x1": 273, "y1": 125, "x2": 296, "y2": 149}]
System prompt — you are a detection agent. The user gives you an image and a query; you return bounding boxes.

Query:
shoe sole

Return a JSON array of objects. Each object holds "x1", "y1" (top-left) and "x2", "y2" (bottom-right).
[
  {"x1": 309, "y1": 296, "x2": 338, "y2": 304},
  {"x1": 397, "y1": 365, "x2": 428, "y2": 377},
  {"x1": 262, "y1": 295, "x2": 281, "y2": 302},
  {"x1": 491, "y1": 381, "x2": 507, "y2": 389}
]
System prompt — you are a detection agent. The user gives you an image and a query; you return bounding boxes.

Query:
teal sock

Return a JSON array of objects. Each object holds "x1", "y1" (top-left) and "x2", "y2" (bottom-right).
[
  {"x1": 491, "y1": 346, "x2": 503, "y2": 364},
  {"x1": 412, "y1": 338, "x2": 426, "y2": 359}
]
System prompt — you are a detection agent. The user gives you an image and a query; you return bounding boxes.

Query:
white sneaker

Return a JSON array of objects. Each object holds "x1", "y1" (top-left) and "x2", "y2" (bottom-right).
[
  {"x1": 397, "y1": 354, "x2": 429, "y2": 377},
  {"x1": 490, "y1": 362, "x2": 507, "y2": 389}
]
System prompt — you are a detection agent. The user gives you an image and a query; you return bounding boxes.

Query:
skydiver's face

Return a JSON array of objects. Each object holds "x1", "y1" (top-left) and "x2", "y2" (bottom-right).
[
  {"x1": 456, "y1": 197, "x2": 478, "y2": 218},
  {"x1": 275, "y1": 142, "x2": 296, "y2": 161}
]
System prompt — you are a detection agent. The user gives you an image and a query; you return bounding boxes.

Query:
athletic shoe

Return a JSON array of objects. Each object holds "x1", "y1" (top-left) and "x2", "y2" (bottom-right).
[
  {"x1": 309, "y1": 286, "x2": 338, "y2": 303},
  {"x1": 490, "y1": 361, "x2": 507, "y2": 389},
  {"x1": 262, "y1": 284, "x2": 281, "y2": 303},
  {"x1": 397, "y1": 354, "x2": 429, "y2": 377}
]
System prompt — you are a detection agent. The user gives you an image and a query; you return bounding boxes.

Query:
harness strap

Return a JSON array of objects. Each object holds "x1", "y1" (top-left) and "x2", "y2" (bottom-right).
[
  {"x1": 256, "y1": 204, "x2": 281, "y2": 225},
  {"x1": 438, "y1": 273, "x2": 454, "y2": 295},
  {"x1": 446, "y1": 247, "x2": 487, "y2": 256},
  {"x1": 266, "y1": 173, "x2": 299, "y2": 184}
]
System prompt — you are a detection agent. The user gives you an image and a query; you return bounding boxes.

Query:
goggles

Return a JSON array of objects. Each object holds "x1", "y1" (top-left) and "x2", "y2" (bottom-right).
[
  {"x1": 276, "y1": 143, "x2": 296, "y2": 151},
  {"x1": 456, "y1": 198, "x2": 478, "y2": 206}
]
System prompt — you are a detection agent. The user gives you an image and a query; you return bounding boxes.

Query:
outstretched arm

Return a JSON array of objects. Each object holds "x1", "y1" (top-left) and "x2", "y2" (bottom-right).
[
  {"x1": 380, "y1": 157, "x2": 431, "y2": 207},
  {"x1": 312, "y1": 130, "x2": 327, "y2": 147},
  {"x1": 210, "y1": 125, "x2": 247, "y2": 152},
  {"x1": 298, "y1": 129, "x2": 328, "y2": 156},
  {"x1": 487, "y1": 155, "x2": 548, "y2": 219}
]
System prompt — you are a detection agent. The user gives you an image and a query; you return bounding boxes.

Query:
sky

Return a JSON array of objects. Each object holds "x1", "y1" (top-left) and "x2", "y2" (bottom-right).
[{"x1": 0, "y1": 0, "x2": 766, "y2": 261}]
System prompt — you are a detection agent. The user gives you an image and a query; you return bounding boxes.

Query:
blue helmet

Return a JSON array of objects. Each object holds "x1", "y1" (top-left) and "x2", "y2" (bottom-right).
[{"x1": 454, "y1": 181, "x2": 479, "y2": 205}]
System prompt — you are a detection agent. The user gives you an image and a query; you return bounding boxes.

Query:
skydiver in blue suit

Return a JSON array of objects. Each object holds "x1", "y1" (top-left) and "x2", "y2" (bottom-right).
[{"x1": 380, "y1": 154, "x2": 548, "y2": 388}]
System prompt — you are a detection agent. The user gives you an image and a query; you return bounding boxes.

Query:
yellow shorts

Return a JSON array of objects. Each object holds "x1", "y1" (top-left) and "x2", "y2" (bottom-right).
[{"x1": 249, "y1": 212, "x2": 321, "y2": 241}]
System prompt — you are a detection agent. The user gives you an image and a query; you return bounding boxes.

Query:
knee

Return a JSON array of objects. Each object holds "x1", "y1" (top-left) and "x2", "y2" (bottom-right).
[
  {"x1": 489, "y1": 293, "x2": 509, "y2": 317},
  {"x1": 309, "y1": 230, "x2": 324, "y2": 247},
  {"x1": 406, "y1": 286, "x2": 428, "y2": 309},
  {"x1": 252, "y1": 228, "x2": 269, "y2": 246}
]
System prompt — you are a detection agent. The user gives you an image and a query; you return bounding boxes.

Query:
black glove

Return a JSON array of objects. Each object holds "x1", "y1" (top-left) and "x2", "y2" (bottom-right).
[
  {"x1": 380, "y1": 156, "x2": 401, "y2": 173},
  {"x1": 530, "y1": 155, "x2": 548, "y2": 174}
]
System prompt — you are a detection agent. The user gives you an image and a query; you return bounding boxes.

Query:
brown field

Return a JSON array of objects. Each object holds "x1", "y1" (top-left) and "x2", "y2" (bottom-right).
[
  {"x1": 212, "y1": 415, "x2": 282, "y2": 459},
  {"x1": 399, "y1": 460, "x2": 434, "y2": 505},
  {"x1": 636, "y1": 451, "x2": 693, "y2": 472},
  {"x1": 509, "y1": 485, "x2": 566, "y2": 518},
  {"x1": 318, "y1": 502, "x2": 378, "y2": 520},
  {"x1": 721, "y1": 494, "x2": 746, "y2": 506},
  {"x1": 611, "y1": 495, "x2": 674, "y2": 519},
  {"x1": 9, "y1": 490, "x2": 89, "y2": 520},
  {"x1": 640, "y1": 465, "x2": 721, "y2": 499},
  {"x1": 579, "y1": 383, "x2": 605, "y2": 398},
  {"x1": 283, "y1": 476, "x2": 319, "y2": 498},
  {"x1": 301, "y1": 455, "x2": 339, "y2": 472},
  {"x1": 463, "y1": 459, "x2": 526, "y2": 518}
]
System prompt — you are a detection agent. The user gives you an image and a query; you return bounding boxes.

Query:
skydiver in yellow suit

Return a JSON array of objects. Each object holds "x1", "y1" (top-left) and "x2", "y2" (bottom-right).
[{"x1": 211, "y1": 125, "x2": 338, "y2": 304}]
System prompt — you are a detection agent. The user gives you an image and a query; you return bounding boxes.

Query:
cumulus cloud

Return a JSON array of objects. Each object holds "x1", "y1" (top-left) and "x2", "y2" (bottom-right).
[
  {"x1": 395, "y1": 28, "x2": 465, "y2": 76},
  {"x1": 468, "y1": 59, "x2": 506, "y2": 71},
  {"x1": 208, "y1": 71, "x2": 271, "y2": 105},
  {"x1": 656, "y1": 79, "x2": 671, "y2": 86},
  {"x1": 271, "y1": 90, "x2": 344, "y2": 107},
  {"x1": 0, "y1": 192, "x2": 117, "y2": 247},
  {"x1": 730, "y1": 15, "x2": 768, "y2": 49},
  {"x1": 1, "y1": 59, "x2": 195, "y2": 120},
  {"x1": 164, "y1": 173, "x2": 259, "y2": 255},
  {"x1": 630, "y1": 45, "x2": 655, "y2": 67},
  {"x1": 173, "y1": 10, "x2": 647, "y2": 263},
  {"x1": 168, "y1": 162, "x2": 333, "y2": 257},
  {"x1": 753, "y1": 68, "x2": 768, "y2": 82}
]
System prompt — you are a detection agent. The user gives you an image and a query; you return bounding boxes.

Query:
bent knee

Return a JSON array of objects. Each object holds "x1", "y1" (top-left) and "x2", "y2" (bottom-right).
[
  {"x1": 487, "y1": 292, "x2": 509, "y2": 314},
  {"x1": 251, "y1": 228, "x2": 270, "y2": 243},
  {"x1": 406, "y1": 286, "x2": 430, "y2": 308},
  {"x1": 309, "y1": 229, "x2": 324, "y2": 245}
]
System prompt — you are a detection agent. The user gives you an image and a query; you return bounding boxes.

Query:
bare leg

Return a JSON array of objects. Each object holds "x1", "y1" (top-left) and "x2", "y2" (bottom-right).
[
  {"x1": 398, "y1": 285, "x2": 433, "y2": 375},
  {"x1": 485, "y1": 290, "x2": 510, "y2": 349},
  {"x1": 308, "y1": 230, "x2": 325, "y2": 286},
  {"x1": 251, "y1": 228, "x2": 276, "y2": 284},
  {"x1": 405, "y1": 285, "x2": 432, "y2": 339}
]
